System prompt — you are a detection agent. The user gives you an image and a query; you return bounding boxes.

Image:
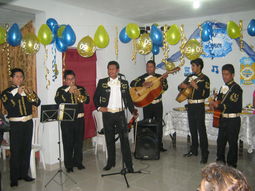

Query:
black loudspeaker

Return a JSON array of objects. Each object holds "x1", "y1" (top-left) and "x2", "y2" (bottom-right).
[{"x1": 134, "y1": 119, "x2": 160, "y2": 160}]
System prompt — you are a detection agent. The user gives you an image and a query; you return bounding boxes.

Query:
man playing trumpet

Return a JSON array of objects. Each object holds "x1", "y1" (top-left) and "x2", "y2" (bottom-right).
[
  {"x1": 1, "y1": 68, "x2": 41, "y2": 187},
  {"x1": 55, "y1": 70, "x2": 90, "y2": 173}
]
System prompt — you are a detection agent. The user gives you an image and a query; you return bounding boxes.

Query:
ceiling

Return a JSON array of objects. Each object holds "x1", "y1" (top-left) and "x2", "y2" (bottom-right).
[
  {"x1": 0, "y1": 0, "x2": 255, "y2": 27},
  {"x1": 55, "y1": 0, "x2": 255, "y2": 23}
]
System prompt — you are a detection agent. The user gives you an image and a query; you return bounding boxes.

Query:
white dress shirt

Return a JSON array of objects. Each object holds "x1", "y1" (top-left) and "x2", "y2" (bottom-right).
[{"x1": 107, "y1": 77, "x2": 122, "y2": 109}]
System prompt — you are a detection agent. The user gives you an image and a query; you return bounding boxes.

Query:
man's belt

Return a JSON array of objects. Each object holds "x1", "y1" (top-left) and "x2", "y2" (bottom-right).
[
  {"x1": 107, "y1": 108, "x2": 124, "y2": 113},
  {"x1": 222, "y1": 113, "x2": 240, "y2": 118},
  {"x1": 9, "y1": 115, "x2": 32, "y2": 122},
  {"x1": 188, "y1": 99, "x2": 205, "y2": 104},
  {"x1": 152, "y1": 98, "x2": 162, "y2": 104},
  {"x1": 77, "y1": 113, "x2": 84, "y2": 118}
]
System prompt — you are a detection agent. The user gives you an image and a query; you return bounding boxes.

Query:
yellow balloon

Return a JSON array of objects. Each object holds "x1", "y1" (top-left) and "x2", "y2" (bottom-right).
[
  {"x1": 227, "y1": 21, "x2": 240, "y2": 39},
  {"x1": 126, "y1": 23, "x2": 140, "y2": 39},
  {"x1": 165, "y1": 61, "x2": 176, "y2": 71},
  {"x1": 94, "y1": 25, "x2": 110, "y2": 48},
  {"x1": 166, "y1": 24, "x2": 181, "y2": 45},
  {"x1": 0, "y1": 26, "x2": 7, "y2": 45},
  {"x1": 77, "y1": 36, "x2": 96, "y2": 58},
  {"x1": 183, "y1": 39, "x2": 203, "y2": 60},
  {"x1": 21, "y1": 33, "x2": 40, "y2": 55},
  {"x1": 136, "y1": 33, "x2": 152, "y2": 55},
  {"x1": 37, "y1": 24, "x2": 53, "y2": 45}
]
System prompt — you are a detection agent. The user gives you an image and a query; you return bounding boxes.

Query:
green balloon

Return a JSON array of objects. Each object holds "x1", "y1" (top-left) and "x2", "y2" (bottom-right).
[
  {"x1": 166, "y1": 24, "x2": 181, "y2": 45},
  {"x1": 94, "y1": 25, "x2": 110, "y2": 48},
  {"x1": 37, "y1": 24, "x2": 53, "y2": 45},
  {"x1": 126, "y1": 23, "x2": 140, "y2": 39},
  {"x1": 0, "y1": 26, "x2": 7, "y2": 45},
  {"x1": 227, "y1": 21, "x2": 240, "y2": 39},
  {"x1": 57, "y1": 25, "x2": 66, "y2": 38}
]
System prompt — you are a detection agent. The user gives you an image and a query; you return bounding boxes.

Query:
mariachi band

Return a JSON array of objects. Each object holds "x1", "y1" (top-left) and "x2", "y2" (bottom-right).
[{"x1": 0, "y1": 58, "x2": 243, "y2": 187}]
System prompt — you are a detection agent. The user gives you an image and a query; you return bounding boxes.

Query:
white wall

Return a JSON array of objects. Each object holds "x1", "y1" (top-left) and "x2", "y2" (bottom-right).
[
  {"x1": 8, "y1": 0, "x2": 145, "y2": 166},
  {"x1": 145, "y1": 10, "x2": 255, "y2": 115}
]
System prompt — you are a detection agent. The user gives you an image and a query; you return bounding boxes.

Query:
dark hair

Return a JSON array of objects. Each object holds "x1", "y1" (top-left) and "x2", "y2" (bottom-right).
[
  {"x1": 63, "y1": 70, "x2": 76, "y2": 79},
  {"x1": 191, "y1": 58, "x2": 204, "y2": 70},
  {"x1": 107, "y1": 61, "x2": 119, "y2": 69},
  {"x1": 10, "y1": 68, "x2": 24, "y2": 78},
  {"x1": 146, "y1": 60, "x2": 156, "y2": 67},
  {"x1": 222, "y1": 64, "x2": 235, "y2": 74}
]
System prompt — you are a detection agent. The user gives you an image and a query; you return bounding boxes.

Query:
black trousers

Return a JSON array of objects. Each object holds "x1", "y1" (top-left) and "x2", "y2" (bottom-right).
[
  {"x1": 102, "y1": 111, "x2": 133, "y2": 170},
  {"x1": 217, "y1": 117, "x2": 240, "y2": 167},
  {"x1": 187, "y1": 103, "x2": 209, "y2": 156},
  {"x1": 61, "y1": 118, "x2": 85, "y2": 169},
  {"x1": 143, "y1": 101, "x2": 164, "y2": 148},
  {"x1": 9, "y1": 120, "x2": 33, "y2": 182}
]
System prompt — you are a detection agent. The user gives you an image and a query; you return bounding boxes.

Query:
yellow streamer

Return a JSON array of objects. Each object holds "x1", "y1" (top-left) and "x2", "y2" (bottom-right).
[
  {"x1": 239, "y1": 20, "x2": 244, "y2": 51},
  {"x1": 44, "y1": 45, "x2": 50, "y2": 89},
  {"x1": 131, "y1": 39, "x2": 137, "y2": 64},
  {"x1": 114, "y1": 26, "x2": 119, "y2": 60}
]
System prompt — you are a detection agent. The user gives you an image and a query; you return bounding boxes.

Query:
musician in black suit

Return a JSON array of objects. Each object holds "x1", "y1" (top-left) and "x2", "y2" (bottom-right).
[
  {"x1": 178, "y1": 58, "x2": 210, "y2": 163},
  {"x1": 1, "y1": 68, "x2": 41, "y2": 187},
  {"x1": 130, "y1": 60, "x2": 168, "y2": 151},
  {"x1": 94, "y1": 61, "x2": 138, "y2": 172},
  {"x1": 55, "y1": 70, "x2": 90, "y2": 172},
  {"x1": 210, "y1": 64, "x2": 243, "y2": 168}
]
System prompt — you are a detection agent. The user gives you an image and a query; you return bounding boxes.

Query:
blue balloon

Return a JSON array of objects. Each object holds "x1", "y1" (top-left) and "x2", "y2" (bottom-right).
[
  {"x1": 247, "y1": 19, "x2": 255, "y2": 36},
  {"x1": 152, "y1": 45, "x2": 160, "y2": 55},
  {"x1": 46, "y1": 18, "x2": 58, "y2": 31},
  {"x1": 56, "y1": 38, "x2": 67, "y2": 52},
  {"x1": 51, "y1": 24, "x2": 59, "y2": 44},
  {"x1": 150, "y1": 25, "x2": 163, "y2": 46},
  {"x1": 119, "y1": 27, "x2": 131, "y2": 43},
  {"x1": 62, "y1": 25, "x2": 76, "y2": 46},
  {"x1": 7, "y1": 23, "x2": 22, "y2": 46},
  {"x1": 201, "y1": 22, "x2": 213, "y2": 42}
]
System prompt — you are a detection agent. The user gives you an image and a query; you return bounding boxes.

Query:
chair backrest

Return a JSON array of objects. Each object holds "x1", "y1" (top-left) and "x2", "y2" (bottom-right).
[
  {"x1": 92, "y1": 110, "x2": 104, "y2": 131},
  {"x1": 32, "y1": 118, "x2": 41, "y2": 145}
]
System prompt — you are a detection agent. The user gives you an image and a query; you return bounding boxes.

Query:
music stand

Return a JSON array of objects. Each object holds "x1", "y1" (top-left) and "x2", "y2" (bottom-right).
[{"x1": 42, "y1": 104, "x2": 78, "y2": 188}]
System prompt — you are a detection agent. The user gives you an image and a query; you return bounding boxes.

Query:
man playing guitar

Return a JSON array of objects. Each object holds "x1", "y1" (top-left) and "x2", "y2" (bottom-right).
[{"x1": 130, "y1": 60, "x2": 168, "y2": 152}]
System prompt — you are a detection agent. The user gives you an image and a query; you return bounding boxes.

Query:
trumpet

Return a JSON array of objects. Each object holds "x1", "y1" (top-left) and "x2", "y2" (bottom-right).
[
  {"x1": 69, "y1": 85, "x2": 85, "y2": 103},
  {"x1": 20, "y1": 85, "x2": 37, "y2": 102}
]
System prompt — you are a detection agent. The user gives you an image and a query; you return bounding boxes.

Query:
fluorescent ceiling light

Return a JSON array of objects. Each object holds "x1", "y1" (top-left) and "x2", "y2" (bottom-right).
[{"x1": 193, "y1": 0, "x2": 201, "y2": 9}]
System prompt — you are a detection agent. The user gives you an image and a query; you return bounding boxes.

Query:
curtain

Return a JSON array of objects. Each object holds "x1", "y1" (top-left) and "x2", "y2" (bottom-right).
[
  {"x1": 63, "y1": 49, "x2": 97, "y2": 138},
  {"x1": 0, "y1": 21, "x2": 38, "y2": 117}
]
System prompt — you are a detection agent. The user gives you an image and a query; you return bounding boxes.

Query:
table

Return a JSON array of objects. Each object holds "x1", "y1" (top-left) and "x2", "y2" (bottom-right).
[{"x1": 164, "y1": 110, "x2": 255, "y2": 153}]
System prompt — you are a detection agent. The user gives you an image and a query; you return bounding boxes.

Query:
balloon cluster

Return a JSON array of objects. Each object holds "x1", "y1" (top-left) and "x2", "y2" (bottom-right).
[{"x1": 119, "y1": 23, "x2": 182, "y2": 56}]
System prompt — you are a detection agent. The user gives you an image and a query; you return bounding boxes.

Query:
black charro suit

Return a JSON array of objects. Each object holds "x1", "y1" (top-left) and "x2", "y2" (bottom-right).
[{"x1": 93, "y1": 77, "x2": 135, "y2": 170}]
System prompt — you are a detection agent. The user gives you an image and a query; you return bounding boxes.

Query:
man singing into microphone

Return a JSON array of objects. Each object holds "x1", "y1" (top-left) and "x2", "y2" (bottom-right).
[{"x1": 94, "y1": 61, "x2": 138, "y2": 172}]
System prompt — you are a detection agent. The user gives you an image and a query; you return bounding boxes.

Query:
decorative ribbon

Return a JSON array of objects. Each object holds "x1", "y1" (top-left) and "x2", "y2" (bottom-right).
[
  {"x1": 44, "y1": 45, "x2": 50, "y2": 89},
  {"x1": 131, "y1": 39, "x2": 137, "y2": 64},
  {"x1": 51, "y1": 43, "x2": 58, "y2": 82},
  {"x1": 114, "y1": 26, "x2": 119, "y2": 60}
]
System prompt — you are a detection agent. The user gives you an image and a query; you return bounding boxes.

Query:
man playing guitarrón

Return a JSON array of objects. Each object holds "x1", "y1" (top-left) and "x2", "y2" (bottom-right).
[{"x1": 130, "y1": 60, "x2": 168, "y2": 152}]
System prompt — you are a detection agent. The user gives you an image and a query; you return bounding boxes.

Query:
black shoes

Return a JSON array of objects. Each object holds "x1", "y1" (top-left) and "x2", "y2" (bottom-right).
[
  {"x1": 66, "y1": 168, "x2": 74, "y2": 173},
  {"x1": 160, "y1": 147, "x2": 167, "y2": 152},
  {"x1": 103, "y1": 163, "x2": 115, "y2": 171},
  {"x1": 127, "y1": 167, "x2": 134, "y2": 173},
  {"x1": 183, "y1": 150, "x2": 198, "y2": 157},
  {"x1": 74, "y1": 164, "x2": 85, "y2": 170},
  {"x1": 23, "y1": 176, "x2": 35, "y2": 182},
  {"x1": 200, "y1": 151, "x2": 209, "y2": 164},
  {"x1": 10, "y1": 181, "x2": 18, "y2": 187}
]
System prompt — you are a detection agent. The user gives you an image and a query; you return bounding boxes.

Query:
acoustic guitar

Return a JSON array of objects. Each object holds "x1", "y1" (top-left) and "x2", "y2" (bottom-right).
[
  {"x1": 130, "y1": 67, "x2": 180, "y2": 107},
  {"x1": 176, "y1": 74, "x2": 204, "y2": 103},
  {"x1": 213, "y1": 100, "x2": 221, "y2": 128}
]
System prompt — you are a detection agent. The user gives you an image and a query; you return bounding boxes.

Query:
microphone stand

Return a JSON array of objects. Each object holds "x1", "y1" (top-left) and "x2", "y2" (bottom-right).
[{"x1": 101, "y1": 74, "x2": 141, "y2": 188}]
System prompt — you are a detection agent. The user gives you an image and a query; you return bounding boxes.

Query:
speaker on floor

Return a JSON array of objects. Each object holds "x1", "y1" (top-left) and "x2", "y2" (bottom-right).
[{"x1": 134, "y1": 119, "x2": 160, "y2": 160}]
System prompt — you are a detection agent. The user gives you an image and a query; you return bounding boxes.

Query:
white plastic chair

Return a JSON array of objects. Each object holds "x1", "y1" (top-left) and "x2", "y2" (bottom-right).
[
  {"x1": 30, "y1": 118, "x2": 46, "y2": 178},
  {"x1": 92, "y1": 110, "x2": 108, "y2": 159},
  {"x1": 1, "y1": 132, "x2": 10, "y2": 160}
]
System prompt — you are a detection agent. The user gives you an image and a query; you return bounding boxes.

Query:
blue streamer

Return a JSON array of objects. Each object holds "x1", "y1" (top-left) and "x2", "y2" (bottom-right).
[{"x1": 52, "y1": 43, "x2": 57, "y2": 81}]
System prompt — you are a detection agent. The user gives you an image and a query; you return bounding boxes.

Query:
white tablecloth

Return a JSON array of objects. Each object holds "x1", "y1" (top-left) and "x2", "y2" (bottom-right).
[{"x1": 164, "y1": 110, "x2": 255, "y2": 153}]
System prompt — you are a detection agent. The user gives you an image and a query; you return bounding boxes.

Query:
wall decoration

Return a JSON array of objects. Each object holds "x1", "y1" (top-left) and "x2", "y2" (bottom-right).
[
  {"x1": 202, "y1": 28, "x2": 232, "y2": 58},
  {"x1": 240, "y1": 57, "x2": 255, "y2": 85},
  {"x1": 211, "y1": 65, "x2": 219, "y2": 74},
  {"x1": 184, "y1": 66, "x2": 192, "y2": 76}
]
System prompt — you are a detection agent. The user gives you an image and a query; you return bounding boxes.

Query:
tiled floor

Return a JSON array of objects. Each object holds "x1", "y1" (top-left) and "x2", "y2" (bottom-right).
[{"x1": 1, "y1": 138, "x2": 254, "y2": 191}]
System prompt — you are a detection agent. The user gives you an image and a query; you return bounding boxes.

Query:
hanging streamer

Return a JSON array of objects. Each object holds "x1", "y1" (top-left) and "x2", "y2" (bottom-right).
[
  {"x1": 44, "y1": 46, "x2": 50, "y2": 89},
  {"x1": 114, "y1": 26, "x2": 119, "y2": 60},
  {"x1": 51, "y1": 43, "x2": 58, "y2": 81},
  {"x1": 131, "y1": 39, "x2": 137, "y2": 64}
]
